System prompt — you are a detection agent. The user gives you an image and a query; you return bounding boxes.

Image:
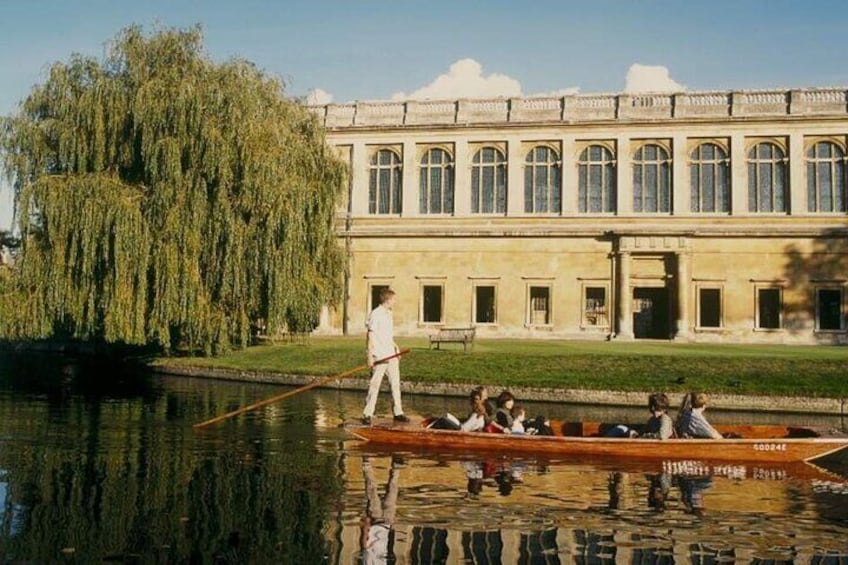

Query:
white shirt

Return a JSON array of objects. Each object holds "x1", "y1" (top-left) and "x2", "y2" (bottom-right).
[
  {"x1": 461, "y1": 413, "x2": 486, "y2": 432},
  {"x1": 511, "y1": 419, "x2": 525, "y2": 434},
  {"x1": 367, "y1": 305, "x2": 395, "y2": 359}
]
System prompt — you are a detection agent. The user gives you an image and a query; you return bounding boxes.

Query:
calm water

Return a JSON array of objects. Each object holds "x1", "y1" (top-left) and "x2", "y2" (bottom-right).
[{"x1": 0, "y1": 354, "x2": 847, "y2": 564}]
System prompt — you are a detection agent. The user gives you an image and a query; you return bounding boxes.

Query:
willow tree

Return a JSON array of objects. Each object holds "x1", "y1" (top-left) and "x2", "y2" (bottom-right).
[{"x1": 0, "y1": 26, "x2": 345, "y2": 353}]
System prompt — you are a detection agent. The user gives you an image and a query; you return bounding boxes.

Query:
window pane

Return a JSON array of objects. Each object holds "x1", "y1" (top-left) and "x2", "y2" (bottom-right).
[
  {"x1": 699, "y1": 288, "x2": 721, "y2": 328},
  {"x1": 633, "y1": 165, "x2": 643, "y2": 213},
  {"x1": 835, "y1": 160, "x2": 845, "y2": 212},
  {"x1": 392, "y1": 167, "x2": 402, "y2": 214},
  {"x1": 758, "y1": 162, "x2": 773, "y2": 212},
  {"x1": 748, "y1": 163, "x2": 757, "y2": 212},
  {"x1": 585, "y1": 287, "x2": 607, "y2": 326},
  {"x1": 758, "y1": 288, "x2": 781, "y2": 329},
  {"x1": 659, "y1": 162, "x2": 670, "y2": 212},
  {"x1": 645, "y1": 164, "x2": 658, "y2": 212},
  {"x1": 690, "y1": 164, "x2": 701, "y2": 212},
  {"x1": 717, "y1": 162, "x2": 729, "y2": 212},
  {"x1": 444, "y1": 167, "x2": 454, "y2": 213},
  {"x1": 578, "y1": 164, "x2": 588, "y2": 213},
  {"x1": 551, "y1": 166, "x2": 561, "y2": 213},
  {"x1": 701, "y1": 164, "x2": 715, "y2": 213},
  {"x1": 529, "y1": 286, "x2": 550, "y2": 325},
  {"x1": 605, "y1": 164, "x2": 616, "y2": 213},
  {"x1": 818, "y1": 289, "x2": 842, "y2": 330},
  {"x1": 482, "y1": 166, "x2": 494, "y2": 213},
  {"x1": 369, "y1": 169, "x2": 378, "y2": 214},
  {"x1": 496, "y1": 166, "x2": 507, "y2": 213},
  {"x1": 422, "y1": 285, "x2": 443, "y2": 323},
  {"x1": 524, "y1": 165, "x2": 534, "y2": 213},
  {"x1": 419, "y1": 167, "x2": 428, "y2": 213},
  {"x1": 475, "y1": 286, "x2": 496, "y2": 323},
  {"x1": 535, "y1": 166, "x2": 549, "y2": 213},
  {"x1": 430, "y1": 166, "x2": 442, "y2": 214},
  {"x1": 471, "y1": 168, "x2": 480, "y2": 214},
  {"x1": 818, "y1": 161, "x2": 833, "y2": 213},
  {"x1": 774, "y1": 161, "x2": 786, "y2": 212}
]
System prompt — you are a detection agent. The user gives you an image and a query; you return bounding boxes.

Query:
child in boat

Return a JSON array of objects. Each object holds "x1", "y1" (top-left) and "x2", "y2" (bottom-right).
[
  {"x1": 675, "y1": 392, "x2": 723, "y2": 439},
  {"x1": 510, "y1": 404, "x2": 527, "y2": 434},
  {"x1": 493, "y1": 391, "x2": 515, "y2": 432},
  {"x1": 641, "y1": 392, "x2": 674, "y2": 439}
]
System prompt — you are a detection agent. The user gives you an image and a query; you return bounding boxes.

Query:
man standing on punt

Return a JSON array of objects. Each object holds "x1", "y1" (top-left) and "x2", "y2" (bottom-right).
[{"x1": 362, "y1": 288, "x2": 409, "y2": 425}]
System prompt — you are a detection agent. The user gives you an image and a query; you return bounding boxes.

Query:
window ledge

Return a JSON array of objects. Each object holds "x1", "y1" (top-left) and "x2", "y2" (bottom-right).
[
  {"x1": 525, "y1": 324, "x2": 554, "y2": 330},
  {"x1": 814, "y1": 329, "x2": 846, "y2": 334},
  {"x1": 753, "y1": 327, "x2": 784, "y2": 332},
  {"x1": 695, "y1": 326, "x2": 724, "y2": 332},
  {"x1": 580, "y1": 325, "x2": 611, "y2": 331},
  {"x1": 417, "y1": 322, "x2": 445, "y2": 328}
]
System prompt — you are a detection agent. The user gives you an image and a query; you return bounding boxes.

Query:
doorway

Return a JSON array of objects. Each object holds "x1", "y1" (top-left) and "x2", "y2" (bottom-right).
[{"x1": 633, "y1": 287, "x2": 670, "y2": 339}]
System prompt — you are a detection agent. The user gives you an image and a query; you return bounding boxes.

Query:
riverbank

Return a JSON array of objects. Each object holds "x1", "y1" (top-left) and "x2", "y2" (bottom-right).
[{"x1": 152, "y1": 337, "x2": 848, "y2": 415}]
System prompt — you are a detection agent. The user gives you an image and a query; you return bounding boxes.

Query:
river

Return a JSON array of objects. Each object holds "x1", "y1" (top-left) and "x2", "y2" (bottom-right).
[{"x1": 0, "y1": 353, "x2": 846, "y2": 563}]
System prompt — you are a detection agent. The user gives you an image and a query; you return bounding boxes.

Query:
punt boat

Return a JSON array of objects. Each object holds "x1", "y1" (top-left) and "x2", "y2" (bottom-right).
[{"x1": 346, "y1": 419, "x2": 848, "y2": 464}]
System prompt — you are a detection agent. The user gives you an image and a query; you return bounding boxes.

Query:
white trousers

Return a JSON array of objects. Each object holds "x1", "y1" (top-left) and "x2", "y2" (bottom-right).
[{"x1": 362, "y1": 358, "x2": 403, "y2": 417}]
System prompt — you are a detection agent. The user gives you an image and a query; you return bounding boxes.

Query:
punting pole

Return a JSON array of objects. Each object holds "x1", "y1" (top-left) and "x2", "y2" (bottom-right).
[{"x1": 192, "y1": 349, "x2": 410, "y2": 430}]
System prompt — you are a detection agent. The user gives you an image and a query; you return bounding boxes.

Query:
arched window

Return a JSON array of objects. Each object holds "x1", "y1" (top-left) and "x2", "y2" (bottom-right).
[
  {"x1": 747, "y1": 142, "x2": 787, "y2": 213},
  {"x1": 806, "y1": 141, "x2": 846, "y2": 213},
  {"x1": 419, "y1": 148, "x2": 454, "y2": 214},
  {"x1": 524, "y1": 146, "x2": 561, "y2": 213},
  {"x1": 633, "y1": 144, "x2": 671, "y2": 213},
  {"x1": 369, "y1": 149, "x2": 402, "y2": 214},
  {"x1": 690, "y1": 143, "x2": 730, "y2": 213},
  {"x1": 471, "y1": 147, "x2": 507, "y2": 214},
  {"x1": 578, "y1": 145, "x2": 616, "y2": 213}
]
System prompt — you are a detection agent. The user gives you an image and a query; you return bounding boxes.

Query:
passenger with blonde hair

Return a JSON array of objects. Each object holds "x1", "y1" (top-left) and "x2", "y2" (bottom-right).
[{"x1": 675, "y1": 392, "x2": 723, "y2": 439}]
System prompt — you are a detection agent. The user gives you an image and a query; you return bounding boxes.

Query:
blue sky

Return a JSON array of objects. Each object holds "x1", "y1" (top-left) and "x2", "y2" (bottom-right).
[{"x1": 2, "y1": 0, "x2": 848, "y2": 230}]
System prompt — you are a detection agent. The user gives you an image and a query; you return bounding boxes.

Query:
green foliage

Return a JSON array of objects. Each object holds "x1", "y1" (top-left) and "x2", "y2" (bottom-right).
[{"x1": 0, "y1": 25, "x2": 345, "y2": 353}]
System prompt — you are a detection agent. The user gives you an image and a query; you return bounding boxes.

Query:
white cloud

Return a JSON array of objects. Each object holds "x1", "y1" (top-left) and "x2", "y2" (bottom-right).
[
  {"x1": 306, "y1": 88, "x2": 334, "y2": 105},
  {"x1": 624, "y1": 64, "x2": 685, "y2": 93},
  {"x1": 392, "y1": 58, "x2": 523, "y2": 100}
]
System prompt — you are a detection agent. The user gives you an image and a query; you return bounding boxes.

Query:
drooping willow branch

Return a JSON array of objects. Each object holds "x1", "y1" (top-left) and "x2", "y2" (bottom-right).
[{"x1": 0, "y1": 25, "x2": 345, "y2": 353}]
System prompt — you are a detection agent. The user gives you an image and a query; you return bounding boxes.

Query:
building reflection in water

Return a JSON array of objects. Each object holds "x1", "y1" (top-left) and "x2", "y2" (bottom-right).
[{"x1": 343, "y1": 453, "x2": 848, "y2": 565}]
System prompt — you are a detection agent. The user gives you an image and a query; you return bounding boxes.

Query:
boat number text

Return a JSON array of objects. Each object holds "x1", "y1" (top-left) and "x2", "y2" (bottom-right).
[{"x1": 753, "y1": 443, "x2": 787, "y2": 451}]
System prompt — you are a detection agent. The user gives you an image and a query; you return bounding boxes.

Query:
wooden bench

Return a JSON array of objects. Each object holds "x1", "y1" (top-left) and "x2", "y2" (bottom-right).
[{"x1": 429, "y1": 327, "x2": 476, "y2": 352}]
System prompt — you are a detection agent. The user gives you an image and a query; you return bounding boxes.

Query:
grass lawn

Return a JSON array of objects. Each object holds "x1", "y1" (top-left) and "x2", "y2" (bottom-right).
[{"x1": 156, "y1": 337, "x2": 848, "y2": 398}]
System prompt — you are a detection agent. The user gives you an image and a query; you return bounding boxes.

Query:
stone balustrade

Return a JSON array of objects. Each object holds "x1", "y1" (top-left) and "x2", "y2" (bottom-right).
[{"x1": 308, "y1": 87, "x2": 848, "y2": 128}]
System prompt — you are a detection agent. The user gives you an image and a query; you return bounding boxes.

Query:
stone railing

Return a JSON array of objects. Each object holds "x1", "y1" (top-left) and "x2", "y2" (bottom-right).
[{"x1": 309, "y1": 87, "x2": 848, "y2": 128}]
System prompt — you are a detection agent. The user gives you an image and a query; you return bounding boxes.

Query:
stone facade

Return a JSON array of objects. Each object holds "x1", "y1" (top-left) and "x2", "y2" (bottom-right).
[{"x1": 312, "y1": 88, "x2": 848, "y2": 343}]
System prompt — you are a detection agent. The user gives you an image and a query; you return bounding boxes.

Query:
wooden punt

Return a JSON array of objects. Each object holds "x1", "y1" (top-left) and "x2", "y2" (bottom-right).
[{"x1": 346, "y1": 419, "x2": 848, "y2": 464}]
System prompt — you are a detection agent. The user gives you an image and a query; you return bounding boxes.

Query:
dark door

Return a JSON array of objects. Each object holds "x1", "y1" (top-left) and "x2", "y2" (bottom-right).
[{"x1": 633, "y1": 287, "x2": 670, "y2": 339}]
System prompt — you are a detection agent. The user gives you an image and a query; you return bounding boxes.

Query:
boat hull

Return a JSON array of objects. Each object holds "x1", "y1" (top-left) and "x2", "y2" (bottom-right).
[{"x1": 346, "y1": 422, "x2": 848, "y2": 463}]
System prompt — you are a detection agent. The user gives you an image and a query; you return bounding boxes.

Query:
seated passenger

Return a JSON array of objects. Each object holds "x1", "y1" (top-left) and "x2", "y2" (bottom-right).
[
  {"x1": 461, "y1": 390, "x2": 488, "y2": 432},
  {"x1": 641, "y1": 392, "x2": 674, "y2": 440},
  {"x1": 675, "y1": 392, "x2": 723, "y2": 439},
  {"x1": 472, "y1": 386, "x2": 496, "y2": 420},
  {"x1": 510, "y1": 404, "x2": 527, "y2": 434},
  {"x1": 493, "y1": 391, "x2": 515, "y2": 432}
]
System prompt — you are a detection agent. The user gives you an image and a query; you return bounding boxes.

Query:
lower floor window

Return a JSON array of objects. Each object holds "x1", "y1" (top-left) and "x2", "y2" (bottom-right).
[
  {"x1": 475, "y1": 285, "x2": 497, "y2": 324},
  {"x1": 817, "y1": 288, "x2": 843, "y2": 330},
  {"x1": 369, "y1": 284, "x2": 390, "y2": 313},
  {"x1": 528, "y1": 286, "x2": 551, "y2": 325},
  {"x1": 583, "y1": 286, "x2": 608, "y2": 327},
  {"x1": 757, "y1": 288, "x2": 782, "y2": 329},
  {"x1": 421, "y1": 285, "x2": 444, "y2": 323},
  {"x1": 698, "y1": 288, "x2": 722, "y2": 328}
]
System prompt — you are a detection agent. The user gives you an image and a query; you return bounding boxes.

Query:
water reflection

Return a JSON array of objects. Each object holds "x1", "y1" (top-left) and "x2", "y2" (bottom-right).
[
  {"x1": 343, "y1": 450, "x2": 848, "y2": 564},
  {"x1": 0, "y1": 354, "x2": 847, "y2": 563}
]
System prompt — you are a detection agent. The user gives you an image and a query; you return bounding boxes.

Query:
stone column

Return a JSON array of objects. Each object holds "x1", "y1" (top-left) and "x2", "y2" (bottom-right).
[
  {"x1": 676, "y1": 251, "x2": 691, "y2": 340},
  {"x1": 730, "y1": 133, "x2": 747, "y2": 216},
  {"x1": 507, "y1": 136, "x2": 524, "y2": 215},
  {"x1": 401, "y1": 140, "x2": 418, "y2": 216},
  {"x1": 672, "y1": 134, "x2": 689, "y2": 215},
  {"x1": 453, "y1": 139, "x2": 470, "y2": 216},
  {"x1": 615, "y1": 135, "x2": 632, "y2": 215},
  {"x1": 351, "y1": 141, "x2": 369, "y2": 217},
  {"x1": 788, "y1": 131, "x2": 806, "y2": 215},
  {"x1": 617, "y1": 251, "x2": 634, "y2": 339},
  {"x1": 561, "y1": 135, "x2": 577, "y2": 215}
]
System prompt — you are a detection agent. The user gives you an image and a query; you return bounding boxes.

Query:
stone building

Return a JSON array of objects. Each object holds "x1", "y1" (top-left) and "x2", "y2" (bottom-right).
[{"x1": 310, "y1": 88, "x2": 848, "y2": 343}]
